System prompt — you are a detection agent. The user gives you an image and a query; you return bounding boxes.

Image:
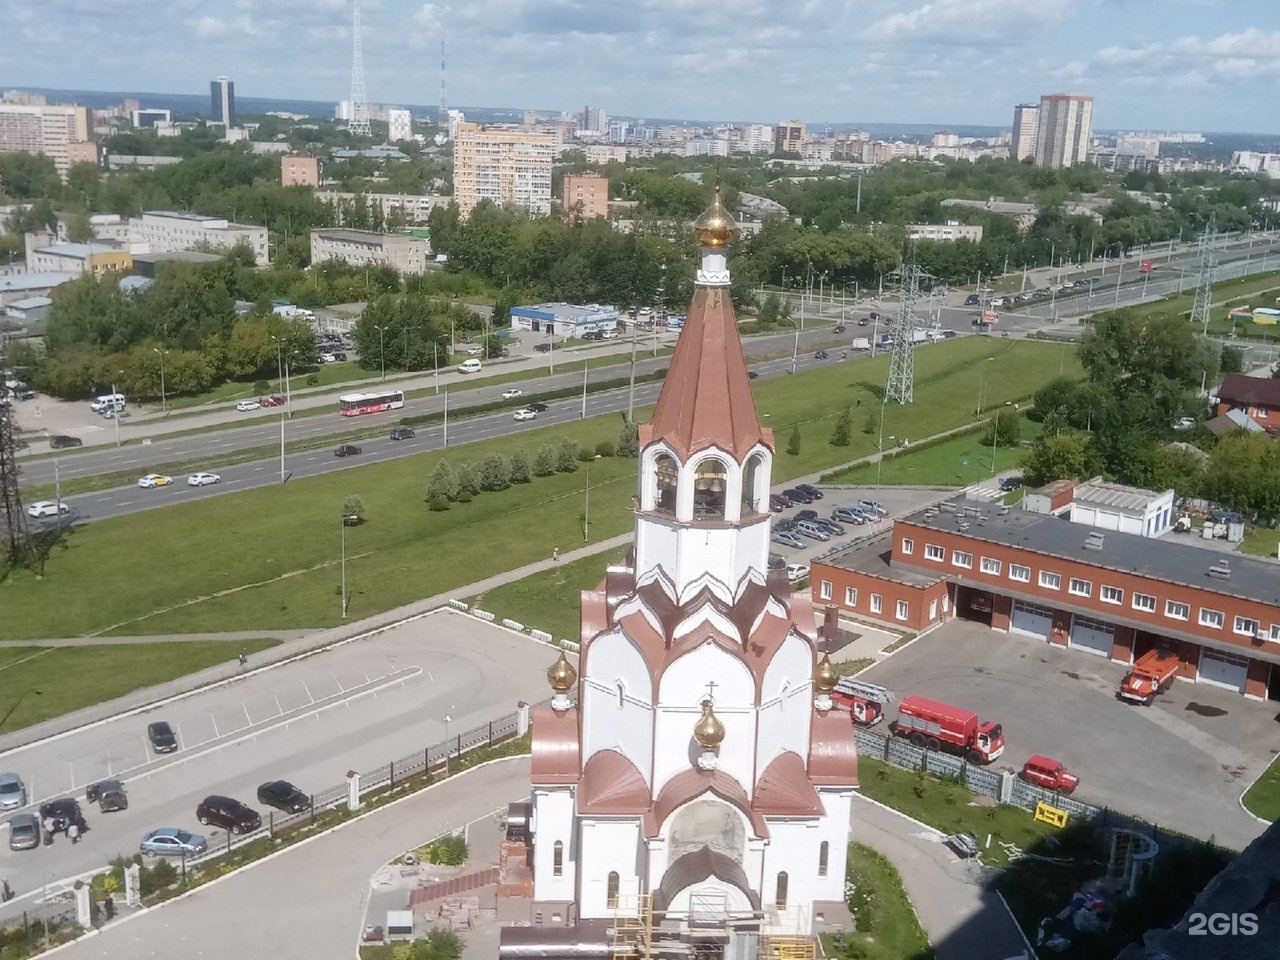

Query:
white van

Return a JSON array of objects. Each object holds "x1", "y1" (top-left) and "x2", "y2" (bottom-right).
[
  {"x1": 90, "y1": 393, "x2": 126, "y2": 413},
  {"x1": 457, "y1": 359, "x2": 482, "y2": 374}
]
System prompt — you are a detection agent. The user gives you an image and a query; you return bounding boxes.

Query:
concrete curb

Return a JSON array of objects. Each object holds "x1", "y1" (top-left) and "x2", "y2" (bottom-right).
[
  {"x1": 852, "y1": 792, "x2": 946, "y2": 841},
  {"x1": 1236, "y1": 760, "x2": 1277, "y2": 826},
  {"x1": 34, "y1": 754, "x2": 532, "y2": 958},
  {"x1": 995, "y1": 889, "x2": 1039, "y2": 960}
]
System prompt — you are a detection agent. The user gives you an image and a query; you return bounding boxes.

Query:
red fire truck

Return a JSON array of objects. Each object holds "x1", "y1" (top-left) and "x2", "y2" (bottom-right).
[
  {"x1": 1119, "y1": 649, "x2": 1181, "y2": 705},
  {"x1": 889, "y1": 695, "x2": 1005, "y2": 764},
  {"x1": 832, "y1": 677, "x2": 895, "y2": 727}
]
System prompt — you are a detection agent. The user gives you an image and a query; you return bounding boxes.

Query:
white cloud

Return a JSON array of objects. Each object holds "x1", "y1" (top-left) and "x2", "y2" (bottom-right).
[
  {"x1": 862, "y1": 0, "x2": 1070, "y2": 44},
  {"x1": 188, "y1": 14, "x2": 257, "y2": 39}
]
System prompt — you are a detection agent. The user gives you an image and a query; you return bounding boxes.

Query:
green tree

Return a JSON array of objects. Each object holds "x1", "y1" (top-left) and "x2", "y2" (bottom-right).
[
  {"x1": 786, "y1": 424, "x2": 802, "y2": 456},
  {"x1": 426, "y1": 459, "x2": 457, "y2": 502},
  {"x1": 533, "y1": 445, "x2": 557, "y2": 477},
  {"x1": 982, "y1": 411, "x2": 1022, "y2": 447},
  {"x1": 616, "y1": 417, "x2": 639, "y2": 457},
  {"x1": 1220, "y1": 345, "x2": 1244, "y2": 375},
  {"x1": 64, "y1": 210, "x2": 94, "y2": 243},
  {"x1": 556, "y1": 438, "x2": 580, "y2": 473},
  {"x1": 342, "y1": 495, "x2": 366, "y2": 524},
  {"x1": 831, "y1": 407, "x2": 852, "y2": 447},
  {"x1": 455, "y1": 461, "x2": 480, "y2": 500},
  {"x1": 509, "y1": 448, "x2": 532, "y2": 484},
  {"x1": 1021, "y1": 431, "x2": 1101, "y2": 487},
  {"x1": 479, "y1": 455, "x2": 511, "y2": 492}
]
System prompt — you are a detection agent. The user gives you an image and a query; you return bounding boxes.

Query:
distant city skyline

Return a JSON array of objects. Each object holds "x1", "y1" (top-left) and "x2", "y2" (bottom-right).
[{"x1": 2, "y1": 1, "x2": 1277, "y2": 134}]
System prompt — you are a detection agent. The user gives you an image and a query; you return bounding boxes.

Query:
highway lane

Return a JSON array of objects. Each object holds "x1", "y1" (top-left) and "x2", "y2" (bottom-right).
[{"x1": 0, "y1": 611, "x2": 552, "y2": 916}]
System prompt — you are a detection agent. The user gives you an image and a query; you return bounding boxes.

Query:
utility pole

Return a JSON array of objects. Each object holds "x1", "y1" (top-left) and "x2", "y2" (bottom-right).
[
  {"x1": 443, "y1": 388, "x2": 449, "y2": 447},
  {"x1": 154, "y1": 348, "x2": 169, "y2": 413},
  {"x1": 884, "y1": 242, "x2": 931, "y2": 405},
  {"x1": 627, "y1": 332, "x2": 637, "y2": 420},
  {"x1": 340, "y1": 513, "x2": 348, "y2": 618},
  {"x1": 1191, "y1": 218, "x2": 1219, "y2": 335},
  {"x1": 581, "y1": 360, "x2": 588, "y2": 419}
]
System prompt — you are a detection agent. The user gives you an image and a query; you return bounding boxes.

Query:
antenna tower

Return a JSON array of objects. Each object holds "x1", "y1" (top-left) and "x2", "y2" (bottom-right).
[
  {"x1": 1190, "y1": 217, "x2": 1219, "y2": 334},
  {"x1": 884, "y1": 243, "x2": 932, "y2": 405},
  {"x1": 0, "y1": 349, "x2": 39, "y2": 573},
  {"x1": 348, "y1": 0, "x2": 372, "y2": 139},
  {"x1": 439, "y1": 40, "x2": 448, "y2": 136}
]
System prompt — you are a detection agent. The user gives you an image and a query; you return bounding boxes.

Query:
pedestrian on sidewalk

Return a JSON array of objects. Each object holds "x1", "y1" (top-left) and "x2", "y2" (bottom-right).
[
  {"x1": 552, "y1": 546, "x2": 560, "y2": 562},
  {"x1": 2, "y1": 878, "x2": 13, "y2": 902},
  {"x1": 42, "y1": 816, "x2": 55, "y2": 844},
  {"x1": 68, "y1": 821, "x2": 80, "y2": 844}
]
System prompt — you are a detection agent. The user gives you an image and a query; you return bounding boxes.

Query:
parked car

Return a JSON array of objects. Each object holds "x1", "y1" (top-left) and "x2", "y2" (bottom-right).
[
  {"x1": 187, "y1": 472, "x2": 221, "y2": 486},
  {"x1": 1019, "y1": 755, "x2": 1080, "y2": 795},
  {"x1": 235, "y1": 400, "x2": 261, "y2": 412},
  {"x1": 260, "y1": 395, "x2": 285, "y2": 407},
  {"x1": 140, "y1": 828, "x2": 207, "y2": 858},
  {"x1": 857, "y1": 498, "x2": 888, "y2": 517},
  {"x1": 814, "y1": 349, "x2": 829, "y2": 360},
  {"x1": 768, "y1": 494, "x2": 788, "y2": 513},
  {"x1": 137, "y1": 473, "x2": 173, "y2": 488},
  {"x1": 964, "y1": 293, "x2": 981, "y2": 306},
  {"x1": 147, "y1": 721, "x2": 179, "y2": 754},
  {"x1": 86, "y1": 778, "x2": 128, "y2": 812},
  {"x1": 8, "y1": 812, "x2": 40, "y2": 850},
  {"x1": 767, "y1": 553, "x2": 786, "y2": 571},
  {"x1": 26, "y1": 500, "x2": 70, "y2": 519},
  {"x1": 748, "y1": 371, "x2": 759, "y2": 379},
  {"x1": 196, "y1": 795, "x2": 262, "y2": 834},
  {"x1": 815, "y1": 517, "x2": 846, "y2": 536},
  {"x1": 513, "y1": 409, "x2": 538, "y2": 421},
  {"x1": 998, "y1": 476, "x2": 1023, "y2": 492},
  {"x1": 334, "y1": 444, "x2": 362, "y2": 457},
  {"x1": 771, "y1": 529, "x2": 806, "y2": 549},
  {"x1": 774, "y1": 519, "x2": 798, "y2": 533},
  {"x1": 256, "y1": 780, "x2": 311, "y2": 814},
  {"x1": 832, "y1": 506, "x2": 867, "y2": 524},
  {"x1": 786, "y1": 562, "x2": 811, "y2": 583},
  {"x1": 0, "y1": 772, "x2": 26, "y2": 810},
  {"x1": 795, "y1": 520, "x2": 831, "y2": 541},
  {"x1": 389, "y1": 427, "x2": 416, "y2": 441},
  {"x1": 782, "y1": 487, "x2": 815, "y2": 504},
  {"x1": 501, "y1": 388, "x2": 523, "y2": 400},
  {"x1": 795, "y1": 509, "x2": 819, "y2": 522},
  {"x1": 772, "y1": 491, "x2": 793, "y2": 508},
  {"x1": 795, "y1": 483, "x2": 823, "y2": 500},
  {"x1": 39, "y1": 797, "x2": 85, "y2": 831},
  {"x1": 49, "y1": 435, "x2": 82, "y2": 449}
]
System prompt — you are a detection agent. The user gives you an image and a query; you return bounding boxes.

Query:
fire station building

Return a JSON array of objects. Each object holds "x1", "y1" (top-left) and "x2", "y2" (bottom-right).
[{"x1": 810, "y1": 493, "x2": 1280, "y2": 702}]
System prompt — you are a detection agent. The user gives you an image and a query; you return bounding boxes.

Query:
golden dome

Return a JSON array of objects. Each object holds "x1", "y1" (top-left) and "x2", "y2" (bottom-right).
[
  {"x1": 693, "y1": 698, "x2": 726, "y2": 750},
  {"x1": 693, "y1": 185, "x2": 737, "y2": 248},
  {"x1": 547, "y1": 651, "x2": 578, "y2": 693},
  {"x1": 814, "y1": 653, "x2": 839, "y2": 694}
]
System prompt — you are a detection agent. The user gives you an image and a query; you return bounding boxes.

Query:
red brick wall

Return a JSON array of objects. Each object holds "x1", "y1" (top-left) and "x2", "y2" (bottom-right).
[
  {"x1": 992, "y1": 594, "x2": 1012, "y2": 632},
  {"x1": 1246, "y1": 659, "x2": 1271, "y2": 700},
  {"x1": 810, "y1": 563, "x2": 948, "y2": 632},
  {"x1": 1111, "y1": 626, "x2": 1136, "y2": 664}
]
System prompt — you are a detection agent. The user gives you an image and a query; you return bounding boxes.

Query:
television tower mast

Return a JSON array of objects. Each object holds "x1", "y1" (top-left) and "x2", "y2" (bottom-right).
[
  {"x1": 884, "y1": 242, "x2": 932, "y2": 406},
  {"x1": 348, "y1": 0, "x2": 372, "y2": 139},
  {"x1": 1190, "y1": 216, "x2": 1219, "y2": 334},
  {"x1": 439, "y1": 40, "x2": 448, "y2": 138}
]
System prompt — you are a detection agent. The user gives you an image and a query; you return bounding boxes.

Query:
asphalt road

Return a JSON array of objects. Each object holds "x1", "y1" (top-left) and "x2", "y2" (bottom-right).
[{"x1": 0, "y1": 610, "x2": 553, "y2": 913}]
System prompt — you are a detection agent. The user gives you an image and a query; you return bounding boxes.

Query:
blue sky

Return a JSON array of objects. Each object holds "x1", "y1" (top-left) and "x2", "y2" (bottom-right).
[{"x1": 5, "y1": 0, "x2": 1278, "y2": 132}]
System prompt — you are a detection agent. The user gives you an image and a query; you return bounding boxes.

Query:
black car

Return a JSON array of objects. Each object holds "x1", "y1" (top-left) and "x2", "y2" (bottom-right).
[
  {"x1": 857, "y1": 317, "x2": 870, "y2": 326},
  {"x1": 86, "y1": 778, "x2": 128, "y2": 812},
  {"x1": 814, "y1": 350, "x2": 829, "y2": 360},
  {"x1": 768, "y1": 494, "x2": 787, "y2": 513},
  {"x1": 748, "y1": 371, "x2": 759, "y2": 379},
  {"x1": 335, "y1": 444, "x2": 362, "y2": 457},
  {"x1": 196, "y1": 795, "x2": 262, "y2": 835},
  {"x1": 767, "y1": 553, "x2": 786, "y2": 571},
  {"x1": 782, "y1": 487, "x2": 815, "y2": 504},
  {"x1": 50, "y1": 435, "x2": 82, "y2": 449},
  {"x1": 148, "y1": 721, "x2": 179, "y2": 754},
  {"x1": 833, "y1": 325, "x2": 846, "y2": 334},
  {"x1": 39, "y1": 797, "x2": 85, "y2": 831},
  {"x1": 389, "y1": 427, "x2": 415, "y2": 441},
  {"x1": 795, "y1": 483, "x2": 824, "y2": 500},
  {"x1": 256, "y1": 780, "x2": 311, "y2": 814},
  {"x1": 998, "y1": 476, "x2": 1024, "y2": 492},
  {"x1": 795, "y1": 509, "x2": 819, "y2": 522},
  {"x1": 527, "y1": 402, "x2": 549, "y2": 412}
]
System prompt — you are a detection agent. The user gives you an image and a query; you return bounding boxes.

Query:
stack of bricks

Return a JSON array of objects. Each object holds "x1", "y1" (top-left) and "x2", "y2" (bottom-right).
[{"x1": 437, "y1": 896, "x2": 480, "y2": 930}]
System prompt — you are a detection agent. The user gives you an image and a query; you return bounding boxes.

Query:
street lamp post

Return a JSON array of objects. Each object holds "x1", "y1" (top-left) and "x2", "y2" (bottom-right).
[
  {"x1": 581, "y1": 360, "x2": 588, "y2": 420},
  {"x1": 153, "y1": 348, "x2": 169, "y2": 413},
  {"x1": 111, "y1": 379, "x2": 122, "y2": 448},
  {"x1": 976, "y1": 357, "x2": 994, "y2": 417},
  {"x1": 374, "y1": 325, "x2": 386, "y2": 381},
  {"x1": 340, "y1": 511, "x2": 348, "y2": 619}
]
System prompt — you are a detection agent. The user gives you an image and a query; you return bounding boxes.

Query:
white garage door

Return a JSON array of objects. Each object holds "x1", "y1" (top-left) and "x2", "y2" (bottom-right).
[
  {"x1": 1070, "y1": 615, "x2": 1114, "y2": 657},
  {"x1": 1011, "y1": 600, "x2": 1053, "y2": 641},
  {"x1": 1198, "y1": 648, "x2": 1249, "y2": 693}
]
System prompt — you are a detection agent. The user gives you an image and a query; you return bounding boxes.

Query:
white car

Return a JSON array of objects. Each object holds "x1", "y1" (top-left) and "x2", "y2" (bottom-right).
[
  {"x1": 187, "y1": 472, "x2": 221, "y2": 487},
  {"x1": 137, "y1": 473, "x2": 173, "y2": 488},
  {"x1": 513, "y1": 409, "x2": 538, "y2": 421},
  {"x1": 501, "y1": 388, "x2": 523, "y2": 400},
  {"x1": 602, "y1": 330, "x2": 620, "y2": 339},
  {"x1": 26, "y1": 500, "x2": 69, "y2": 519},
  {"x1": 236, "y1": 400, "x2": 261, "y2": 412},
  {"x1": 786, "y1": 563, "x2": 811, "y2": 583}
]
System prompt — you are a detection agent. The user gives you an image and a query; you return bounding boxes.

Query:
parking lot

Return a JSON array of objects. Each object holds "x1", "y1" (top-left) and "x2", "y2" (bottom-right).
[
  {"x1": 860, "y1": 619, "x2": 1276, "y2": 850},
  {"x1": 0, "y1": 610, "x2": 555, "y2": 906}
]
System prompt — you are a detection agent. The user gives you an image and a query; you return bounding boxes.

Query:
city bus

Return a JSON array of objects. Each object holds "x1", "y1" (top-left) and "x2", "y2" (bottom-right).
[{"x1": 338, "y1": 389, "x2": 405, "y2": 416}]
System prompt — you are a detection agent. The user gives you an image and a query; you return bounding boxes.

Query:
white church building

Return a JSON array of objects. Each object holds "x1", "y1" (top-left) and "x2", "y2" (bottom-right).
[{"x1": 497, "y1": 190, "x2": 859, "y2": 960}]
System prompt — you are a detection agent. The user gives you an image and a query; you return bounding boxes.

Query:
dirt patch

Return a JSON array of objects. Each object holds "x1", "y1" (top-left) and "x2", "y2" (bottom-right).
[
  {"x1": 1185, "y1": 702, "x2": 1228, "y2": 718},
  {"x1": 1061, "y1": 671, "x2": 1081, "y2": 681}
]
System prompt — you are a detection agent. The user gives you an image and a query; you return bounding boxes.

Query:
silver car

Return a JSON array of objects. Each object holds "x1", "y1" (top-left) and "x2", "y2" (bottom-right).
[
  {"x1": 8, "y1": 812, "x2": 39, "y2": 850},
  {"x1": 140, "y1": 827, "x2": 208, "y2": 857},
  {"x1": 0, "y1": 772, "x2": 25, "y2": 810}
]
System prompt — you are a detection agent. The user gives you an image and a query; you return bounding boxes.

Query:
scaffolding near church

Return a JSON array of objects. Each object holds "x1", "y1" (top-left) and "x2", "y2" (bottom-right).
[{"x1": 610, "y1": 893, "x2": 817, "y2": 960}]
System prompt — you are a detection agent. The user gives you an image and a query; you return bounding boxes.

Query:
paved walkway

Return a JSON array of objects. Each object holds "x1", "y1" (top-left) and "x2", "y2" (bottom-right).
[{"x1": 0, "y1": 630, "x2": 313, "y2": 648}]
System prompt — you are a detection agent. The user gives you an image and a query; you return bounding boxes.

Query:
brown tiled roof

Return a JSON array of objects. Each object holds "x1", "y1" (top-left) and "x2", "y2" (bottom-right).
[
  {"x1": 652, "y1": 847, "x2": 761, "y2": 912},
  {"x1": 529, "y1": 705, "x2": 581, "y2": 785},
  {"x1": 808, "y1": 707, "x2": 859, "y2": 786},
  {"x1": 1217, "y1": 374, "x2": 1280, "y2": 409},
  {"x1": 638, "y1": 283, "x2": 773, "y2": 461},
  {"x1": 647, "y1": 767, "x2": 767, "y2": 837},
  {"x1": 753, "y1": 751, "x2": 823, "y2": 814},
  {"x1": 578, "y1": 749, "x2": 650, "y2": 814}
]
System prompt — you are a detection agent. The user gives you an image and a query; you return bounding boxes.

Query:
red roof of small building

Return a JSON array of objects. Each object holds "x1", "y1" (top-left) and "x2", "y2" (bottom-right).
[
  {"x1": 808, "y1": 706, "x2": 860, "y2": 786},
  {"x1": 529, "y1": 705, "x2": 581, "y2": 785},
  {"x1": 1216, "y1": 374, "x2": 1280, "y2": 410}
]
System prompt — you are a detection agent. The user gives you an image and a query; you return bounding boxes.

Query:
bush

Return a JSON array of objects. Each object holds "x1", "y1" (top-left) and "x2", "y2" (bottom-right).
[
  {"x1": 253, "y1": 379, "x2": 271, "y2": 394},
  {"x1": 532, "y1": 445, "x2": 557, "y2": 477},
  {"x1": 425, "y1": 833, "x2": 469, "y2": 866},
  {"x1": 455, "y1": 461, "x2": 480, "y2": 498},
  {"x1": 305, "y1": 374, "x2": 320, "y2": 387},
  {"x1": 786, "y1": 424, "x2": 802, "y2": 456},
  {"x1": 427, "y1": 492, "x2": 451, "y2": 511},
  {"x1": 595, "y1": 439, "x2": 616, "y2": 458},
  {"x1": 556, "y1": 438, "x2": 579, "y2": 473},
  {"x1": 509, "y1": 448, "x2": 532, "y2": 484},
  {"x1": 982, "y1": 411, "x2": 1021, "y2": 447},
  {"x1": 479, "y1": 455, "x2": 511, "y2": 492},
  {"x1": 426, "y1": 458, "x2": 457, "y2": 502},
  {"x1": 616, "y1": 416, "x2": 639, "y2": 458},
  {"x1": 342, "y1": 495, "x2": 366, "y2": 523},
  {"x1": 577, "y1": 444, "x2": 596, "y2": 462}
]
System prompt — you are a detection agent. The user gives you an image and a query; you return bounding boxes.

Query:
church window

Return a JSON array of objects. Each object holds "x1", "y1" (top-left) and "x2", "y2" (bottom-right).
[
  {"x1": 607, "y1": 871, "x2": 620, "y2": 907},
  {"x1": 818, "y1": 841, "x2": 829, "y2": 877},
  {"x1": 655, "y1": 455, "x2": 679, "y2": 515},
  {"x1": 742, "y1": 453, "x2": 766, "y2": 515},
  {"x1": 553, "y1": 840, "x2": 564, "y2": 877},
  {"x1": 775, "y1": 871, "x2": 789, "y2": 910},
  {"x1": 693, "y1": 458, "x2": 728, "y2": 520}
]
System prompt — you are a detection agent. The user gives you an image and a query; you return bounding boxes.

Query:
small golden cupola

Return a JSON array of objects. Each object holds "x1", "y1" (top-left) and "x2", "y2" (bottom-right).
[
  {"x1": 814, "y1": 653, "x2": 839, "y2": 695},
  {"x1": 693, "y1": 184, "x2": 737, "y2": 249},
  {"x1": 693, "y1": 697, "x2": 726, "y2": 752},
  {"x1": 547, "y1": 651, "x2": 578, "y2": 711}
]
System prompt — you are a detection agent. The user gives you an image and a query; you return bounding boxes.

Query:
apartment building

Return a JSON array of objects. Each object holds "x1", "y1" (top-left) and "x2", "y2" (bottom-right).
[
  {"x1": 907, "y1": 222, "x2": 984, "y2": 242},
  {"x1": 0, "y1": 102, "x2": 93, "y2": 178},
  {"x1": 1011, "y1": 103, "x2": 1039, "y2": 161},
  {"x1": 309, "y1": 229, "x2": 430, "y2": 275},
  {"x1": 210, "y1": 76, "x2": 236, "y2": 127},
  {"x1": 24, "y1": 233, "x2": 132, "y2": 276},
  {"x1": 281, "y1": 155, "x2": 321, "y2": 187},
  {"x1": 129, "y1": 211, "x2": 269, "y2": 266},
  {"x1": 774, "y1": 120, "x2": 806, "y2": 154},
  {"x1": 387, "y1": 108, "x2": 412, "y2": 142},
  {"x1": 561, "y1": 173, "x2": 609, "y2": 222},
  {"x1": 315, "y1": 191, "x2": 451, "y2": 226},
  {"x1": 452, "y1": 122, "x2": 555, "y2": 219},
  {"x1": 1034, "y1": 93, "x2": 1093, "y2": 168}
]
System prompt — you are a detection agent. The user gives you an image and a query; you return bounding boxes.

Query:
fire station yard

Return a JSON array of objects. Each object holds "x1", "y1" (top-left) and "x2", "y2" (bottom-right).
[{"x1": 857, "y1": 619, "x2": 1276, "y2": 851}]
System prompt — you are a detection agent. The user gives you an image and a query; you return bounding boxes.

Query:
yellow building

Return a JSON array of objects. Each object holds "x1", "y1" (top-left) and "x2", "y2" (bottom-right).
[{"x1": 452, "y1": 122, "x2": 555, "y2": 219}]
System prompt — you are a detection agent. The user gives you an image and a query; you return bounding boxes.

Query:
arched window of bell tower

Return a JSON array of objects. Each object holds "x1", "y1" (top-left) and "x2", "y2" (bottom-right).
[
  {"x1": 741, "y1": 453, "x2": 766, "y2": 517},
  {"x1": 692, "y1": 458, "x2": 729, "y2": 520},
  {"x1": 654, "y1": 454, "x2": 679, "y2": 516}
]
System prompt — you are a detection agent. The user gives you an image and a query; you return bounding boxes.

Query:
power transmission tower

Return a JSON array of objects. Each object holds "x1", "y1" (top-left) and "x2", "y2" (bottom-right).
[
  {"x1": 884, "y1": 243, "x2": 932, "y2": 405},
  {"x1": 438, "y1": 40, "x2": 448, "y2": 138},
  {"x1": 0, "y1": 354, "x2": 39, "y2": 574},
  {"x1": 348, "y1": 0, "x2": 372, "y2": 139},
  {"x1": 1190, "y1": 217, "x2": 1219, "y2": 334}
]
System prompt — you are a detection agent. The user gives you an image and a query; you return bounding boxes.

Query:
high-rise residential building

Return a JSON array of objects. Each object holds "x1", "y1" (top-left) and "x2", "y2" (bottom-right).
[
  {"x1": 1034, "y1": 94, "x2": 1092, "y2": 169},
  {"x1": 774, "y1": 120, "x2": 806, "y2": 154},
  {"x1": 0, "y1": 102, "x2": 92, "y2": 179},
  {"x1": 561, "y1": 172, "x2": 609, "y2": 222},
  {"x1": 386, "y1": 108, "x2": 412, "y2": 143},
  {"x1": 1010, "y1": 104, "x2": 1039, "y2": 162},
  {"x1": 281, "y1": 155, "x2": 321, "y2": 187},
  {"x1": 452, "y1": 122, "x2": 555, "y2": 219},
  {"x1": 2, "y1": 90, "x2": 47, "y2": 106},
  {"x1": 210, "y1": 76, "x2": 236, "y2": 128},
  {"x1": 579, "y1": 105, "x2": 607, "y2": 133}
]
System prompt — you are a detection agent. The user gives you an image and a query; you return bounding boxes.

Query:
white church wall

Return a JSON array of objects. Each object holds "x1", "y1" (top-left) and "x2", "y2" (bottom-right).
[
  {"x1": 576, "y1": 819, "x2": 643, "y2": 918},
  {"x1": 755, "y1": 634, "x2": 815, "y2": 772},
  {"x1": 581, "y1": 631, "x2": 654, "y2": 781},
  {"x1": 634, "y1": 519, "x2": 772, "y2": 603},
  {"x1": 762, "y1": 819, "x2": 825, "y2": 920},
  {"x1": 814, "y1": 789, "x2": 855, "y2": 903},
  {"x1": 531, "y1": 787, "x2": 578, "y2": 903}
]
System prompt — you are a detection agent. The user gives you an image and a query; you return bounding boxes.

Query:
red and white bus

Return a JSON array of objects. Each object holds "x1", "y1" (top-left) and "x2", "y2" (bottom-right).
[{"x1": 338, "y1": 389, "x2": 405, "y2": 417}]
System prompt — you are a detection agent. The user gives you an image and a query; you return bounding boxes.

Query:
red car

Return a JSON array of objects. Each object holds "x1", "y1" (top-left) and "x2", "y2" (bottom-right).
[
  {"x1": 260, "y1": 395, "x2": 285, "y2": 407},
  {"x1": 1019, "y1": 755, "x2": 1080, "y2": 794}
]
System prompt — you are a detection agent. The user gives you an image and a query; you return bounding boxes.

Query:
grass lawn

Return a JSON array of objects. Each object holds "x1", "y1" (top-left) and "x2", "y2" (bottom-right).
[
  {"x1": 1238, "y1": 526, "x2": 1280, "y2": 559},
  {"x1": 3, "y1": 338, "x2": 1072, "y2": 640},
  {"x1": 823, "y1": 843, "x2": 934, "y2": 960},
  {"x1": 824, "y1": 416, "x2": 1042, "y2": 487},
  {"x1": 1240, "y1": 752, "x2": 1280, "y2": 821},
  {"x1": 0, "y1": 638, "x2": 280, "y2": 733},
  {"x1": 1116, "y1": 268, "x2": 1280, "y2": 330},
  {"x1": 166, "y1": 361, "x2": 377, "y2": 411}
]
